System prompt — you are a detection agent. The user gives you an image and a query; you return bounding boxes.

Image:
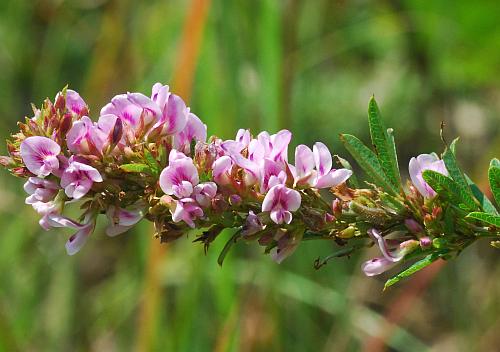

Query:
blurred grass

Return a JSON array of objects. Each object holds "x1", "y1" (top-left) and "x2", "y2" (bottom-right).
[{"x1": 0, "y1": 0, "x2": 500, "y2": 351}]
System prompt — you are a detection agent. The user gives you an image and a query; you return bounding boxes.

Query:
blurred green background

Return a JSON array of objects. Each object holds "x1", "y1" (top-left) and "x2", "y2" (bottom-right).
[{"x1": 1, "y1": 1, "x2": 499, "y2": 351}]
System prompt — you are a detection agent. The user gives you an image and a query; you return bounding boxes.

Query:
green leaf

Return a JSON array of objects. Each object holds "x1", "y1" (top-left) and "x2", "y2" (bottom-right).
[
  {"x1": 489, "y1": 159, "x2": 500, "y2": 205},
  {"x1": 384, "y1": 253, "x2": 442, "y2": 289},
  {"x1": 422, "y1": 170, "x2": 478, "y2": 211},
  {"x1": 466, "y1": 212, "x2": 500, "y2": 227},
  {"x1": 442, "y1": 138, "x2": 471, "y2": 194},
  {"x1": 217, "y1": 229, "x2": 242, "y2": 266},
  {"x1": 144, "y1": 149, "x2": 160, "y2": 175},
  {"x1": 367, "y1": 97, "x2": 401, "y2": 189},
  {"x1": 465, "y1": 174, "x2": 498, "y2": 215},
  {"x1": 120, "y1": 163, "x2": 153, "y2": 174},
  {"x1": 340, "y1": 134, "x2": 399, "y2": 195}
]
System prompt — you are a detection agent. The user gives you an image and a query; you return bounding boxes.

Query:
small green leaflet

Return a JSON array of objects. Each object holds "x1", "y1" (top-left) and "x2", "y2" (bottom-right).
[
  {"x1": 465, "y1": 174, "x2": 498, "y2": 215},
  {"x1": 367, "y1": 97, "x2": 401, "y2": 189},
  {"x1": 466, "y1": 212, "x2": 500, "y2": 227},
  {"x1": 442, "y1": 138, "x2": 472, "y2": 196},
  {"x1": 489, "y1": 158, "x2": 500, "y2": 206},
  {"x1": 144, "y1": 149, "x2": 160, "y2": 175},
  {"x1": 120, "y1": 163, "x2": 153, "y2": 174},
  {"x1": 340, "y1": 134, "x2": 399, "y2": 196},
  {"x1": 422, "y1": 170, "x2": 477, "y2": 211},
  {"x1": 384, "y1": 252, "x2": 444, "y2": 289}
]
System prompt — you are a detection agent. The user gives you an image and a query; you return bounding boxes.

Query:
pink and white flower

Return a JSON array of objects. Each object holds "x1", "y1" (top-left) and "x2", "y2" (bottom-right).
[
  {"x1": 159, "y1": 150, "x2": 199, "y2": 198},
  {"x1": 193, "y1": 182, "x2": 217, "y2": 208},
  {"x1": 65, "y1": 89, "x2": 87, "y2": 115},
  {"x1": 149, "y1": 83, "x2": 188, "y2": 137},
  {"x1": 409, "y1": 153, "x2": 448, "y2": 198},
  {"x1": 20, "y1": 136, "x2": 61, "y2": 177},
  {"x1": 361, "y1": 228, "x2": 419, "y2": 276},
  {"x1": 212, "y1": 156, "x2": 233, "y2": 185},
  {"x1": 294, "y1": 142, "x2": 352, "y2": 188},
  {"x1": 65, "y1": 214, "x2": 96, "y2": 255},
  {"x1": 60, "y1": 158, "x2": 103, "y2": 199},
  {"x1": 262, "y1": 184, "x2": 301, "y2": 224},
  {"x1": 106, "y1": 206, "x2": 143, "y2": 237},
  {"x1": 173, "y1": 113, "x2": 207, "y2": 153},
  {"x1": 24, "y1": 177, "x2": 59, "y2": 204},
  {"x1": 171, "y1": 198, "x2": 204, "y2": 228}
]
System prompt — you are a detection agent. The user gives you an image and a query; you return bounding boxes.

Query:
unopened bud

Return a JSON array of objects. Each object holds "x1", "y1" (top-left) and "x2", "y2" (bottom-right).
[
  {"x1": 338, "y1": 226, "x2": 356, "y2": 239},
  {"x1": 332, "y1": 199, "x2": 342, "y2": 217},
  {"x1": 228, "y1": 194, "x2": 242, "y2": 206},
  {"x1": 405, "y1": 218, "x2": 423, "y2": 233},
  {"x1": 324, "y1": 213, "x2": 335, "y2": 223},
  {"x1": 432, "y1": 206, "x2": 442, "y2": 219},
  {"x1": 109, "y1": 118, "x2": 123, "y2": 148},
  {"x1": 59, "y1": 113, "x2": 73, "y2": 137},
  {"x1": 54, "y1": 92, "x2": 65, "y2": 111},
  {"x1": 419, "y1": 236, "x2": 432, "y2": 249}
]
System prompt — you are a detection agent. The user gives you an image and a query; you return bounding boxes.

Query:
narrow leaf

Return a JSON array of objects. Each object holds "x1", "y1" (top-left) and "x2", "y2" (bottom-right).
[
  {"x1": 340, "y1": 134, "x2": 399, "y2": 195},
  {"x1": 422, "y1": 170, "x2": 477, "y2": 211},
  {"x1": 489, "y1": 159, "x2": 500, "y2": 205},
  {"x1": 367, "y1": 97, "x2": 401, "y2": 189},
  {"x1": 442, "y1": 138, "x2": 471, "y2": 194},
  {"x1": 144, "y1": 149, "x2": 160, "y2": 174},
  {"x1": 466, "y1": 212, "x2": 500, "y2": 227},
  {"x1": 465, "y1": 174, "x2": 498, "y2": 215},
  {"x1": 120, "y1": 163, "x2": 153, "y2": 174},
  {"x1": 217, "y1": 229, "x2": 242, "y2": 266},
  {"x1": 384, "y1": 253, "x2": 442, "y2": 289}
]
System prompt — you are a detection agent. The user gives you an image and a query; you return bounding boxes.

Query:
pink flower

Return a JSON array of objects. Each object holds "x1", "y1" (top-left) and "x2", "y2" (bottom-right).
[
  {"x1": 106, "y1": 206, "x2": 143, "y2": 237},
  {"x1": 361, "y1": 257, "x2": 397, "y2": 277},
  {"x1": 262, "y1": 184, "x2": 301, "y2": 224},
  {"x1": 173, "y1": 113, "x2": 207, "y2": 153},
  {"x1": 101, "y1": 92, "x2": 161, "y2": 133},
  {"x1": 60, "y1": 158, "x2": 103, "y2": 199},
  {"x1": 65, "y1": 214, "x2": 96, "y2": 255},
  {"x1": 361, "y1": 229, "x2": 419, "y2": 277},
  {"x1": 65, "y1": 89, "x2": 87, "y2": 115},
  {"x1": 159, "y1": 150, "x2": 199, "y2": 198},
  {"x1": 30, "y1": 198, "x2": 83, "y2": 231},
  {"x1": 294, "y1": 142, "x2": 352, "y2": 188},
  {"x1": 409, "y1": 154, "x2": 448, "y2": 198},
  {"x1": 260, "y1": 158, "x2": 287, "y2": 193},
  {"x1": 24, "y1": 177, "x2": 59, "y2": 204},
  {"x1": 241, "y1": 211, "x2": 266, "y2": 237},
  {"x1": 270, "y1": 228, "x2": 302, "y2": 263},
  {"x1": 20, "y1": 136, "x2": 61, "y2": 177},
  {"x1": 149, "y1": 83, "x2": 188, "y2": 136},
  {"x1": 193, "y1": 182, "x2": 217, "y2": 207},
  {"x1": 66, "y1": 116, "x2": 107, "y2": 155},
  {"x1": 212, "y1": 155, "x2": 233, "y2": 185},
  {"x1": 171, "y1": 198, "x2": 204, "y2": 228}
]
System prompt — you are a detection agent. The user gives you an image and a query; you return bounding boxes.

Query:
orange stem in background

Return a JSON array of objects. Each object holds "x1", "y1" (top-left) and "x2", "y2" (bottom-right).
[{"x1": 134, "y1": 1, "x2": 211, "y2": 351}]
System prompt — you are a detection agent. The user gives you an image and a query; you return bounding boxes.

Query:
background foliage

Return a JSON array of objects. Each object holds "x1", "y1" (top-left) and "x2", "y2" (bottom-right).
[{"x1": 0, "y1": 0, "x2": 499, "y2": 351}]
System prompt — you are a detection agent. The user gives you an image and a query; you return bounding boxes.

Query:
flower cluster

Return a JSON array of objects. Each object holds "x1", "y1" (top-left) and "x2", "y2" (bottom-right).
[{"x1": 2, "y1": 85, "x2": 499, "y2": 287}]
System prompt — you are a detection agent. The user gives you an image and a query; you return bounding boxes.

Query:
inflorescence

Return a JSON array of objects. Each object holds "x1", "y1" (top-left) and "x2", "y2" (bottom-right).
[{"x1": 1, "y1": 84, "x2": 499, "y2": 288}]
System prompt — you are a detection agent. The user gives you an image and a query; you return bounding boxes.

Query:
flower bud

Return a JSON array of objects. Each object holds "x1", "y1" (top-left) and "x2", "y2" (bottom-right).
[
  {"x1": 338, "y1": 226, "x2": 356, "y2": 239},
  {"x1": 419, "y1": 236, "x2": 432, "y2": 249},
  {"x1": 228, "y1": 194, "x2": 242, "y2": 206},
  {"x1": 332, "y1": 199, "x2": 342, "y2": 217},
  {"x1": 58, "y1": 113, "x2": 73, "y2": 138},
  {"x1": 405, "y1": 218, "x2": 423, "y2": 234}
]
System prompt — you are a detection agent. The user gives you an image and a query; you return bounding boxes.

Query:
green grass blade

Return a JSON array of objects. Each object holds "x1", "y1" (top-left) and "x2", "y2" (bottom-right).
[
  {"x1": 340, "y1": 134, "x2": 399, "y2": 195},
  {"x1": 466, "y1": 212, "x2": 500, "y2": 227},
  {"x1": 489, "y1": 158, "x2": 500, "y2": 205},
  {"x1": 422, "y1": 170, "x2": 478, "y2": 211},
  {"x1": 367, "y1": 97, "x2": 401, "y2": 189}
]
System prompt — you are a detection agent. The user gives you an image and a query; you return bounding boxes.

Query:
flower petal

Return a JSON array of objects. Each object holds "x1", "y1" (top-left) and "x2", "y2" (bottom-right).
[{"x1": 313, "y1": 142, "x2": 332, "y2": 176}]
